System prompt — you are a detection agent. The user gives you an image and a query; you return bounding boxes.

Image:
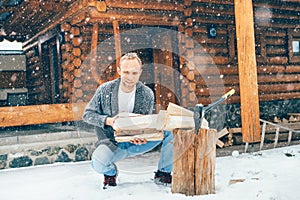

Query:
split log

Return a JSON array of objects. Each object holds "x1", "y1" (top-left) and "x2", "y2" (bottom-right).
[
  {"x1": 172, "y1": 128, "x2": 217, "y2": 196},
  {"x1": 114, "y1": 129, "x2": 164, "y2": 142}
]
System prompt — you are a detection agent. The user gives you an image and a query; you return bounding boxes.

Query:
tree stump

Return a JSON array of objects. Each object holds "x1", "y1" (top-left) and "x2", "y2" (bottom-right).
[{"x1": 172, "y1": 128, "x2": 217, "y2": 196}]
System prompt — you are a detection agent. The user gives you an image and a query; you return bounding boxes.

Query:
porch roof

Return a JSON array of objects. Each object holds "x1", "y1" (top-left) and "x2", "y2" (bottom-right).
[{"x1": 0, "y1": 0, "x2": 74, "y2": 42}]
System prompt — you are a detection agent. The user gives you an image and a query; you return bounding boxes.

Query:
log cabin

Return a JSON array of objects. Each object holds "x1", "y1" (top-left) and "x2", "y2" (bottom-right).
[{"x1": 0, "y1": 0, "x2": 300, "y2": 143}]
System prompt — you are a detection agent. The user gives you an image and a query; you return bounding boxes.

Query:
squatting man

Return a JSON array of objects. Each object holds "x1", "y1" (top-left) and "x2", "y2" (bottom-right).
[{"x1": 83, "y1": 52, "x2": 174, "y2": 189}]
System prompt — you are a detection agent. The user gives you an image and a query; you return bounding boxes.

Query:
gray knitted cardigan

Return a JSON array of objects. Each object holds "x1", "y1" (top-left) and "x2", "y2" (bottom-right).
[{"x1": 82, "y1": 78, "x2": 154, "y2": 148}]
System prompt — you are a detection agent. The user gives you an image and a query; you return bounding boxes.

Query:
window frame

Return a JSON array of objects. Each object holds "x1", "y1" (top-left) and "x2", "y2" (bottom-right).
[{"x1": 288, "y1": 28, "x2": 300, "y2": 63}]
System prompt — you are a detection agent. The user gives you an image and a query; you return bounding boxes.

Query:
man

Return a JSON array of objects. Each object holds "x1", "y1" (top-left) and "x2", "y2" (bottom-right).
[{"x1": 82, "y1": 52, "x2": 173, "y2": 189}]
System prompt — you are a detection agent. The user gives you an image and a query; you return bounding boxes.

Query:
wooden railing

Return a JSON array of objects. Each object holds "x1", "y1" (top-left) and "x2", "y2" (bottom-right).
[
  {"x1": 0, "y1": 102, "x2": 87, "y2": 127},
  {"x1": 259, "y1": 119, "x2": 300, "y2": 150}
]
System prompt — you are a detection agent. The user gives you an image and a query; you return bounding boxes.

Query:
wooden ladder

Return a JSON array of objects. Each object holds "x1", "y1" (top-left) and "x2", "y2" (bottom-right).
[{"x1": 245, "y1": 119, "x2": 300, "y2": 152}]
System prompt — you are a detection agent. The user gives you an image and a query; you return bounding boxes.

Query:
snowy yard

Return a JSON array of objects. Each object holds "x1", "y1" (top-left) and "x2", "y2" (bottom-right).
[{"x1": 0, "y1": 145, "x2": 299, "y2": 200}]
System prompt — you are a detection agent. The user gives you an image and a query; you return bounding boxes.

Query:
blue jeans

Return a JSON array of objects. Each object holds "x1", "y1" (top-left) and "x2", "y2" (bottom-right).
[{"x1": 91, "y1": 130, "x2": 173, "y2": 176}]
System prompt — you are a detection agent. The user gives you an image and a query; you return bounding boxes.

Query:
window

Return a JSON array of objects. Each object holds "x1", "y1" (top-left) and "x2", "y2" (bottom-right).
[
  {"x1": 288, "y1": 29, "x2": 300, "y2": 63},
  {"x1": 292, "y1": 40, "x2": 300, "y2": 54}
]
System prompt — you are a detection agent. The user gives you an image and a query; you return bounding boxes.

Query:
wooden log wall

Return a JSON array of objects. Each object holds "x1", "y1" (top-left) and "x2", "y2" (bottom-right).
[
  {"x1": 60, "y1": 22, "x2": 119, "y2": 104},
  {"x1": 179, "y1": 0, "x2": 300, "y2": 106},
  {"x1": 177, "y1": 0, "x2": 198, "y2": 108},
  {"x1": 14, "y1": 0, "x2": 300, "y2": 109},
  {"x1": 60, "y1": 23, "x2": 85, "y2": 103}
]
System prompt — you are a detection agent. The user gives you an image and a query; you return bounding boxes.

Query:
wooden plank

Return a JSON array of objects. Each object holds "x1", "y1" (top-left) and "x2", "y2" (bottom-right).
[
  {"x1": 105, "y1": 0, "x2": 184, "y2": 11},
  {"x1": 216, "y1": 140, "x2": 224, "y2": 148},
  {"x1": 167, "y1": 102, "x2": 193, "y2": 117},
  {"x1": 217, "y1": 128, "x2": 229, "y2": 139},
  {"x1": 234, "y1": 0, "x2": 261, "y2": 143},
  {"x1": 0, "y1": 103, "x2": 87, "y2": 127},
  {"x1": 288, "y1": 131, "x2": 293, "y2": 145},
  {"x1": 274, "y1": 127, "x2": 280, "y2": 148},
  {"x1": 115, "y1": 132, "x2": 164, "y2": 142},
  {"x1": 260, "y1": 122, "x2": 267, "y2": 151}
]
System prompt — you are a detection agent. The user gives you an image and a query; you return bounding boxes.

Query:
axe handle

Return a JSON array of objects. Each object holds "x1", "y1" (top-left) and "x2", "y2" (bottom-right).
[
  {"x1": 204, "y1": 89, "x2": 235, "y2": 114},
  {"x1": 194, "y1": 89, "x2": 235, "y2": 134}
]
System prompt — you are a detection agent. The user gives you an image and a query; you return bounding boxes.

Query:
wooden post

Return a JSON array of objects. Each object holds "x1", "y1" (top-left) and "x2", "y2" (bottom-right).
[
  {"x1": 172, "y1": 128, "x2": 217, "y2": 196},
  {"x1": 113, "y1": 20, "x2": 121, "y2": 67},
  {"x1": 234, "y1": 0, "x2": 261, "y2": 143},
  {"x1": 90, "y1": 22, "x2": 101, "y2": 84}
]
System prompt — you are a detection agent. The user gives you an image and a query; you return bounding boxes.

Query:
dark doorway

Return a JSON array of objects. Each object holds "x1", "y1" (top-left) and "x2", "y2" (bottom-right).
[{"x1": 40, "y1": 36, "x2": 61, "y2": 104}]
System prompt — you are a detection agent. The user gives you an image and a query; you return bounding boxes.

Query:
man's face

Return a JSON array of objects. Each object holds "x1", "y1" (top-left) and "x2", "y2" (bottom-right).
[{"x1": 118, "y1": 58, "x2": 142, "y2": 91}]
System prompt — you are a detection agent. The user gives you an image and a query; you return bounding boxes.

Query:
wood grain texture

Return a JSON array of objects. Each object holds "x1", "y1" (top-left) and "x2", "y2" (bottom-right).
[
  {"x1": 0, "y1": 102, "x2": 86, "y2": 127},
  {"x1": 234, "y1": 0, "x2": 261, "y2": 143},
  {"x1": 172, "y1": 128, "x2": 217, "y2": 196}
]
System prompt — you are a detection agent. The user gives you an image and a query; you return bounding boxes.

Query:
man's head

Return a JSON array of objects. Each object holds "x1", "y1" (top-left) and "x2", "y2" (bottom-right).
[{"x1": 118, "y1": 52, "x2": 143, "y2": 92}]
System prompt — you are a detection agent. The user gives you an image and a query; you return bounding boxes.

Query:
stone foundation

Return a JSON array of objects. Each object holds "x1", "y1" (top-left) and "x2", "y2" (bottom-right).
[{"x1": 0, "y1": 129, "x2": 97, "y2": 170}]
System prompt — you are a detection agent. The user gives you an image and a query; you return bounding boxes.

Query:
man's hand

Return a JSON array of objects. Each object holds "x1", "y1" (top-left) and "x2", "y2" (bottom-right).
[
  {"x1": 105, "y1": 116, "x2": 118, "y2": 127},
  {"x1": 129, "y1": 138, "x2": 147, "y2": 145}
]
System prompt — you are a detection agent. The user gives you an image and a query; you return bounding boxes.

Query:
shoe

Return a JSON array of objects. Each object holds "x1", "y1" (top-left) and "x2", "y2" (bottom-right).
[
  {"x1": 103, "y1": 174, "x2": 117, "y2": 189},
  {"x1": 103, "y1": 163, "x2": 118, "y2": 189},
  {"x1": 154, "y1": 170, "x2": 172, "y2": 185}
]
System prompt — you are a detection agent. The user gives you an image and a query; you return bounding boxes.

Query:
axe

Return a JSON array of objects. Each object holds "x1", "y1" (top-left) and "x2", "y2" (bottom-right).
[{"x1": 194, "y1": 89, "x2": 235, "y2": 134}]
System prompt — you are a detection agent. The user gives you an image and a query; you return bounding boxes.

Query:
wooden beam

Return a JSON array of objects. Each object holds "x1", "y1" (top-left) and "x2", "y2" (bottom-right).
[
  {"x1": 105, "y1": 0, "x2": 184, "y2": 11},
  {"x1": 234, "y1": 0, "x2": 260, "y2": 143},
  {"x1": 90, "y1": 22, "x2": 101, "y2": 84},
  {"x1": 113, "y1": 20, "x2": 121, "y2": 67},
  {"x1": 0, "y1": 103, "x2": 86, "y2": 127},
  {"x1": 88, "y1": 8, "x2": 181, "y2": 26}
]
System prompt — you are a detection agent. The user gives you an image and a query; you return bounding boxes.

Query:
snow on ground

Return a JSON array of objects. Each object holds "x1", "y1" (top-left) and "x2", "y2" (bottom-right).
[{"x1": 0, "y1": 145, "x2": 300, "y2": 200}]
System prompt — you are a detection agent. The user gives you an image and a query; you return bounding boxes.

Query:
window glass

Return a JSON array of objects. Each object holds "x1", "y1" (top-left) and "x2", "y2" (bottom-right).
[{"x1": 292, "y1": 40, "x2": 299, "y2": 53}]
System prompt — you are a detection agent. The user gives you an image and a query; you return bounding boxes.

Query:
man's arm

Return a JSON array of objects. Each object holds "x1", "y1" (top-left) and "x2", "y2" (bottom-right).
[{"x1": 82, "y1": 86, "x2": 109, "y2": 128}]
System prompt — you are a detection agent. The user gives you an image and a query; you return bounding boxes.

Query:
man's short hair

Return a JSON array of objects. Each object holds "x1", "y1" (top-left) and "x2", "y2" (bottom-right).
[{"x1": 119, "y1": 52, "x2": 142, "y2": 67}]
